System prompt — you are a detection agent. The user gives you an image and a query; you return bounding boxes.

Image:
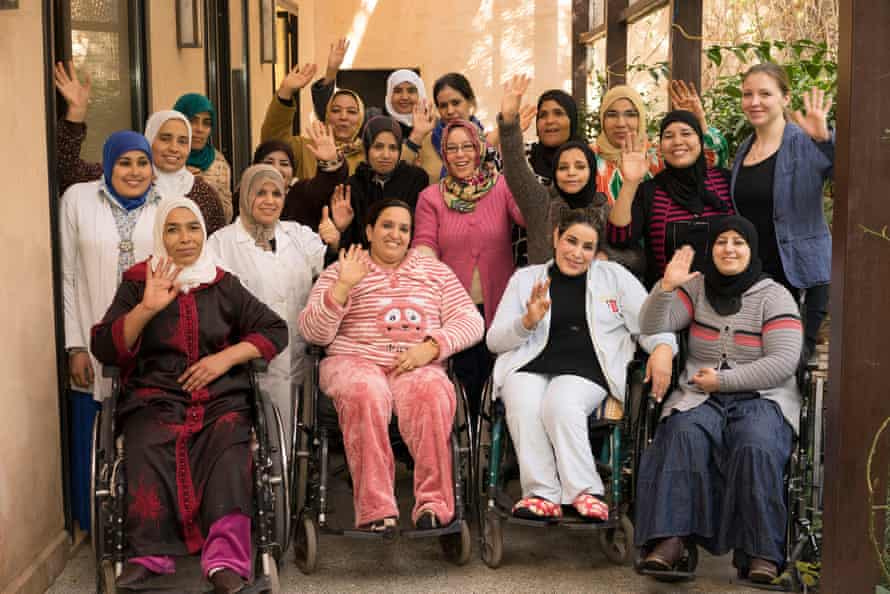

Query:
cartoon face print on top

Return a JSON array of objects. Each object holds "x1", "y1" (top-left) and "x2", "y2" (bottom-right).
[{"x1": 377, "y1": 297, "x2": 428, "y2": 343}]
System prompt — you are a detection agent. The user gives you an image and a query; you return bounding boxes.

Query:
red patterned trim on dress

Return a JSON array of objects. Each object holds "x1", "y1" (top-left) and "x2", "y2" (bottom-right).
[{"x1": 243, "y1": 332, "x2": 278, "y2": 362}]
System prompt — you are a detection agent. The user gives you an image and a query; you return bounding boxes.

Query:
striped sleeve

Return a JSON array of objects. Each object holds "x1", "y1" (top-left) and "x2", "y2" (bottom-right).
[
  {"x1": 427, "y1": 261, "x2": 484, "y2": 360},
  {"x1": 718, "y1": 285, "x2": 803, "y2": 393},
  {"x1": 298, "y1": 263, "x2": 348, "y2": 346},
  {"x1": 639, "y1": 279, "x2": 697, "y2": 335}
]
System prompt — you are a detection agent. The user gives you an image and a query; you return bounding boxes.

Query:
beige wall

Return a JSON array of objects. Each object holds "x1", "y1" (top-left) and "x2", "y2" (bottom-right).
[
  {"x1": 147, "y1": 1, "x2": 207, "y2": 113},
  {"x1": 296, "y1": 0, "x2": 573, "y2": 135},
  {"x1": 0, "y1": 6, "x2": 69, "y2": 594},
  {"x1": 250, "y1": 0, "x2": 276, "y2": 149}
]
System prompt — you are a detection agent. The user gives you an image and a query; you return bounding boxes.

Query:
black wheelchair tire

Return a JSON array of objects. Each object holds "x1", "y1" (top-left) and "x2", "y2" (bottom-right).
[
  {"x1": 440, "y1": 519, "x2": 472, "y2": 566},
  {"x1": 480, "y1": 510, "x2": 503, "y2": 569},
  {"x1": 99, "y1": 559, "x2": 116, "y2": 594},
  {"x1": 598, "y1": 515, "x2": 634, "y2": 565},
  {"x1": 293, "y1": 515, "x2": 319, "y2": 574}
]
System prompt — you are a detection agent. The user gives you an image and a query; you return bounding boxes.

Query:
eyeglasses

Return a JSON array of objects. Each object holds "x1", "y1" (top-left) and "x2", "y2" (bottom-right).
[
  {"x1": 603, "y1": 109, "x2": 640, "y2": 120},
  {"x1": 444, "y1": 143, "x2": 476, "y2": 155}
]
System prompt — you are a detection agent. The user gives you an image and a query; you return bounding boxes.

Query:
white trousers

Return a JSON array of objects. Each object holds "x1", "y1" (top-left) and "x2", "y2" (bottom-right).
[{"x1": 500, "y1": 372, "x2": 608, "y2": 504}]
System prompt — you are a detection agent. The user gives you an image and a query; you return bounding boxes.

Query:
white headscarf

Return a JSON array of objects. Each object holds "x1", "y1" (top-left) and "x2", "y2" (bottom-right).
[
  {"x1": 384, "y1": 69, "x2": 427, "y2": 128},
  {"x1": 144, "y1": 110, "x2": 196, "y2": 200},
  {"x1": 152, "y1": 197, "x2": 218, "y2": 292}
]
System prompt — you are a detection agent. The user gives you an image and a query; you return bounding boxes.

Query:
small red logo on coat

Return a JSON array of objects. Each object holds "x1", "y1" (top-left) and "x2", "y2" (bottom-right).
[{"x1": 606, "y1": 299, "x2": 619, "y2": 313}]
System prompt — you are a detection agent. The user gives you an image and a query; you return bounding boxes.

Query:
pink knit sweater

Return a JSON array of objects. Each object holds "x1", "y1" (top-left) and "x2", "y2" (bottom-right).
[
  {"x1": 412, "y1": 175, "x2": 525, "y2": 328},
  {"x1": 298, "y1": 249, "x2": 485, "y2": 369}
]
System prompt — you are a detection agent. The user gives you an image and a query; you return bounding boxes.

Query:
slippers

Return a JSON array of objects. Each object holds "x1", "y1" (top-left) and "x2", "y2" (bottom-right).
[
  {"x1": 359, "y1": 516, "x2": 398, "y2": 535},
  {"x1": 415, "y1": 509, "x2": 440, "y2": 530},
  {"x1": 512, "y1": 496, "x2": 562, "y2": 520},
  {"x1": 572, "y1": 493, "x2": 609, "y2": 522}
]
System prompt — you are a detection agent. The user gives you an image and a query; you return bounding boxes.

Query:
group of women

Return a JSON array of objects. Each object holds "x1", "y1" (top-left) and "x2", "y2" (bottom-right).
[{"x1": 56, "y1": 35, "x2": 832, "y2": 590}]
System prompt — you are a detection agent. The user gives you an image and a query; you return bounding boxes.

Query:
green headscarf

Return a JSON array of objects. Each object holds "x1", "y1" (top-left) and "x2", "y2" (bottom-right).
[{"x1": 173, "y1": 93, "x2": 217, "y2": 172}]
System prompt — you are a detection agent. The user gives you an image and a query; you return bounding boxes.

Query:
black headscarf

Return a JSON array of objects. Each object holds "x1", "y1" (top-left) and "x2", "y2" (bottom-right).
[
  {"x1": 252, "y1": 140, "x2": 295, "y2": 169},
  {"x1": 528, "y1": 90, "x2": 580, "y2": 179},
  {"x1": 552, "y1": 141, "x2": 599, "y2": 209},
  {"x1": 362, "y1": 115, "x2": 404, "y2": 181},
  {"x1": 653, "y1": 110, "x2": 728, "y2": 215},
  {"x1": 703, "y1": 216, "x2": 764, "y2": 316}
]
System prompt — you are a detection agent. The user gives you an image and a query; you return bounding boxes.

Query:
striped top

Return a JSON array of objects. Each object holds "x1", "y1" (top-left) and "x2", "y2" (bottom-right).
[
  {"x1": 298, "y1": 249, "x2": 485, "y2": 370},
  {"x1": 412, "y1": 175, "x2": 525, "y2": 328},
  {"x1": 640, "y1": 275, "x2": 803, "y2": 432},
  {"x1": 607, "y1": 167, "x2": 734, "y2": 286}
]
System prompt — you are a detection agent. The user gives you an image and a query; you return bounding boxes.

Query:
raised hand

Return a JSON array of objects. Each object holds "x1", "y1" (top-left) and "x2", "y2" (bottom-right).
[
  {"x1": 522, "y1": 278, "x2": 551, "y2": 329},
  {"x1": 519, "y1": 104, "x2": 537, "y2": 133},
  {"x1": 618, "y1": 133, "x2": 649, "y2": 185},
  {"x1": 336, "y1": 244, "x2": 369, "y2": 290},
  {"x1": 325, "y1": 38, "x2": 350, "y2": 81},
  {"x1": 644, "y1": 343, "x2": 674, "y2": 402},
  {"x1": 501, "y1": 74, "x2": 531, "y2": 122},
  {"x1": 54, "y1": 61, "x2": 91, "y2": 123},
  {"x1": 318, "y1": 206, "x2": 341, "y2": 247},
  {"x1": 305, "y1": 120, "x2": 338, "y2": 162},
  {"x1": 141, "y1": 256, "x2": 182, "y2": 312},
  {"x1": 661, "y1": 245, "x2": 700, "y2": 292},
  {"x1": 330, "y1": 184, "x2": 354, "y2": 232},
  {"x1": 277, "y1": 63, "x2": 319, "y2": 100},
  {"x1": 670, "y1": 80, "x2": 707, "y2": 129},
  {"x1": 792, "y1": 87, "x2": 832, "y2": 142},
  {"x1": 409, "y1": 98, "x2": 436, "y2": 143}
]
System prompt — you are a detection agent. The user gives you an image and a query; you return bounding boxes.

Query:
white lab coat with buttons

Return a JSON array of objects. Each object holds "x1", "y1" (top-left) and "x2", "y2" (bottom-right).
[{"x1": 207, "y1": 219, "x2": 327, "y2": 439}]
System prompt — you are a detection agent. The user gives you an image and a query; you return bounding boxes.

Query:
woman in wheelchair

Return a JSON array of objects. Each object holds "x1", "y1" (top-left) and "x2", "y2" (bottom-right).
[
  {"x1": 90, "y1": 198, "x2": 288, "y2": 592},
  {"x1": 299, "y1": 198, "x2": 484, "y2": 534},
  {"x1": 635, "y1": 216, "x2": 803, "y2": 584},
  {"x1": 486, "y1": 210, "x2": 676, "y2": 521}
]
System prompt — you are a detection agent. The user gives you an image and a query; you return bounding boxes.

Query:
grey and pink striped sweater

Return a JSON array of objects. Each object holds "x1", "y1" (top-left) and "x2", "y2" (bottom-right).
[
  {"x1": 299, "y1": 249, "x2": 485, "y2": 370},
  {"x1": 640, "y1": 275, "x2": 804, "y2": 433}
]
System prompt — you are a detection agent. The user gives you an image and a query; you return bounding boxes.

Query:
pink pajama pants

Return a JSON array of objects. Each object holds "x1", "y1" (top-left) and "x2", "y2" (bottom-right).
[{"x1": 319, "y1": 355, "x2": 456, "y2": 527}]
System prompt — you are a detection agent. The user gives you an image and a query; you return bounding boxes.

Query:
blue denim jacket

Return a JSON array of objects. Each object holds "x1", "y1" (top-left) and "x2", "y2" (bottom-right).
[{"x1": 730, "y1": 122, "x2": 834, "y2": 288}]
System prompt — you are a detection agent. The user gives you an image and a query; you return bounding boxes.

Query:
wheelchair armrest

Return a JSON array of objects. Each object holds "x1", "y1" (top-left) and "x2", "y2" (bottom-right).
[
  {"x1": 249, "y1": 359, "x2": 269, "y2": 373},
  {"x1": 102, "y1": 366, "x2": 120, "y2": 379}
]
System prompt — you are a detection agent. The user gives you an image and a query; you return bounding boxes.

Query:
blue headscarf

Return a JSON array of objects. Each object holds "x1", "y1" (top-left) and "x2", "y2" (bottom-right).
[{"x1": 102, "y1": 130, "x2": 153, "y2": 211}]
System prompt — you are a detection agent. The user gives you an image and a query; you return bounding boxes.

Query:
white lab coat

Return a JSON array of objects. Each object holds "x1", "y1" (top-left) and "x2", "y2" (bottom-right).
[
  {"x1": 60, "y1": 180, "x2": 161, "y2": 401},
  {"x1": 207, "y1": 219, "x2": 327, "y2": 439}
]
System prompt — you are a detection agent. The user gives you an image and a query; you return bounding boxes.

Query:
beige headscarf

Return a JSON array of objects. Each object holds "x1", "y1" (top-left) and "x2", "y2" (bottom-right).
[
  {"x1": 595, "y1": 85, "x2": 648, "y2": 163},
  {"x1": 237, "y1": 164, "x2": 287, "y2": 251}
]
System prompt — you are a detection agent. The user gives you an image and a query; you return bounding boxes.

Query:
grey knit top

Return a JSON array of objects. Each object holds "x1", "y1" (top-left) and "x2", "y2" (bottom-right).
[
  {"x1": 639, "y1": 275, "x2": 803, "y2": 432},
  {"x1": 497, "y1": 115, "x2": 644, "y2": 275}
]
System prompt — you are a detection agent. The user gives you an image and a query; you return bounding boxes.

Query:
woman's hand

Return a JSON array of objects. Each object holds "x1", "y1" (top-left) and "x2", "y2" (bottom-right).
[
  {"x1": 644, "y1": 343, "x2": 674, "y2": 402},
  {"x1": 54, "y1": 61, "x2": 91, "y2": 123},
  {"x1": 306, "y1": 120, "x2": 339, "y2": 162},
  {"x1": 392, "y1": 341, "x2": 438, "y2": 376},
  {"x1": 178, "y1": 352, "x2": 233, "y2": 392},
  {"x1": 277, "y1": 63, "x2": 318, "y2": 101},
  {"x1": 500, "y1": 74, "x2": 531, "y2": 122},
  {"x1": 318, "y1": 206, "x2": 341, "y2": 247},
  {"x1": 522, "y1": 278, "x2": 551, "y2": 330},
  {"x1": 691, "y1": 367, "x2": 720, "y2": 393},
  {"x1": 324, "y1": 38, "x2": 349, "y2": 83},
  {"x1": 141, "y1": 257, "x2": 181, "y2": 312},
  {"x1": 792, "y1": 87, "x2": 832, "y2": 142},
  {"x1": 669, "y1": 80, "x2": 707, "y2": 130},
  {"x1": 69, "y1": 350, "x2": 94, "y2": 388},
  {"x1": 660, "y1": 246, "x2": 700, "y2": 292},
  {"x1": 408, "y1": 99, "x2": 436, "y2": 144},
  {"x1": 618, "y1": 133, "x2": 649, "y2": 185},
  {"x1": 330, "y1": 184, "x2": 354, "y2": 232},
  {"x1": 336, "y1": 244, "x2": 369, "y2": 289}
]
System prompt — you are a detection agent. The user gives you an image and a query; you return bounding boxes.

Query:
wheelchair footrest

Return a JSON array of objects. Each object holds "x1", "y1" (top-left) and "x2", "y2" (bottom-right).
[
  {"x1": 636, "y1": 567, "x2": 697, "y2": 583},
  {"x1": 402, "y1": 518, "x2": 463, "y2": 539}
]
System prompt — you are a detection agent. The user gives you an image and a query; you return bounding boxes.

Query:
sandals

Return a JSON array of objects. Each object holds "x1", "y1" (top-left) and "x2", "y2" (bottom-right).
[
  {"x1": 512, "y1": 496, "x2": 562, "y2": 520},
  {"x1": 642, "y1": 536, "x2": 685, "y2": 571},
  {"x1": 572, "y1": 493, "x2": 609, "y2": 522},
  {"x1": 359, "y1": 516, "x2": 398, "y2": 536},
  {"x1": 748, "y1": 558, "x2": 779, "y2": 584}
]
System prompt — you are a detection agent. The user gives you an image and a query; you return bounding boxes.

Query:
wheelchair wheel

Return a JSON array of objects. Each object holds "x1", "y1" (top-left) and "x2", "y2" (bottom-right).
[
  {"x1": 293, "y1": 514, "x2": 319, "y2": 574},
  {"x1": 262, "y1": 558, "x2": 280, "y2": 594},
  {"x1": 480, "y1": 510, "x2": 503, "y2": 569},
  {"x1": 598, "y1": 515, "x2": 634, "y2": 565},
  {"x1": 98, "y1": 559, "x2": 116, "y2": 594},
  {"x1": 440, "y1": 519, "x2": 472, "y2": 566},
  {"x1": 270, "y1": 404, "x2": 291, "y2": 557},
  {"x1": 90, "y1": 414, "x2": 101, "y2": 561}
]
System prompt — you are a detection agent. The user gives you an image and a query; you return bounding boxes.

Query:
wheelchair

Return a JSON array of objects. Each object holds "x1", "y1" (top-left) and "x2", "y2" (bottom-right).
[
  {"x1": 90, "y1": 359, "x2": 290, "y2": 593},
  {"x1": 632, "y1": 342, "x2": 826, "y2": 592},
  {"x1": 291, "y1": 346, "x2": 475, "y2": 574},
  {"x1": 474, "y1": 358, "x2": 650, "y2": 568}
]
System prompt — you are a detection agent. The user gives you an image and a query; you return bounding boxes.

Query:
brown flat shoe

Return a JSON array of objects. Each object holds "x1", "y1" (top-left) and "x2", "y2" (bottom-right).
[
  {"x1": 116, "y1": 563, "x2": 155, "y2": 587},
  {"x1": 748, "y1": 557, "x2": 779, "y2": 584},
  {"x1": 209, "y1": 568, "x2": 245, "y2": 594},
  {"x1": 642, "y1": 536, "x2": 685, "y2": 571}
]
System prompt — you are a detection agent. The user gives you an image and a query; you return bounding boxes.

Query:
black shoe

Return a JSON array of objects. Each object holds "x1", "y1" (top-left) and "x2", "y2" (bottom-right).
[
  {"x1": 415, "y1": 510, "x2": 440, "y2": 530},
  {"x1": 209, "y1": 568, "x2": 245, "y2": 594},
  {"x1": 116, "y1": 563, "x2": 155, "y2": 587}
]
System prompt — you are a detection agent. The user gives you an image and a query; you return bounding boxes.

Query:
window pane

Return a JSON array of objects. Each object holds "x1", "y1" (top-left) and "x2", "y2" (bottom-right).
[
  {"x1": 627, "y1": 6, "x2": 670, "y2": 125},
  {"x1": 589, "y1": 0, "x2": 604, "y2": 29},
  {"x1": 70, "y1": 1, "x2": 132, "y2": 162}
]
